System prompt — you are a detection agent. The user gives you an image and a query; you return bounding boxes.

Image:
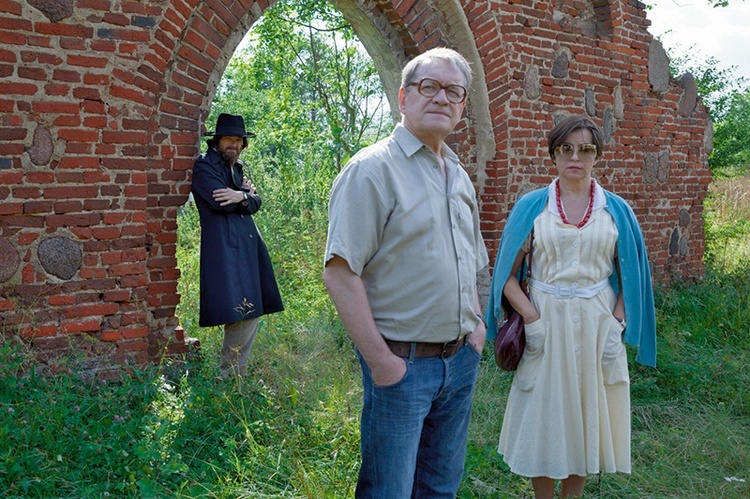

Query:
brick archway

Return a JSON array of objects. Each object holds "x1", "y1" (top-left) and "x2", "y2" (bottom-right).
[{"x1": 0, "y1": 0, "x2": 711, "y2": 370}]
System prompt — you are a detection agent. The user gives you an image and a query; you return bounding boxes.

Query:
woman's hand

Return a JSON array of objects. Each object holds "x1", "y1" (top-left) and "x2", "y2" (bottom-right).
[
  {"x1": 504, "y1": 249, "x2": 539, "y2": 324},
  {"x1": 522, "y1": 310, "x2": 541, "y2": 324}
]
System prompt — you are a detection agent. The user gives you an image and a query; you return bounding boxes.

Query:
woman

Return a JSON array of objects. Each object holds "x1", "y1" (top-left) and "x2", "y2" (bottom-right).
[{"x1": 486, "y1": 115, "x2": 656, "y2": 497}]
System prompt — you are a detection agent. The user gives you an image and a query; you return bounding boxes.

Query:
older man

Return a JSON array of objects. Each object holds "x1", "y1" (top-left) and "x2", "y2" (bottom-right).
[
  {"x1": 191, "y1": 113, "x2": 283, "y2": 379},
  {"x1": 323, "y1": 48, "x2": 489, "y2": 497}
]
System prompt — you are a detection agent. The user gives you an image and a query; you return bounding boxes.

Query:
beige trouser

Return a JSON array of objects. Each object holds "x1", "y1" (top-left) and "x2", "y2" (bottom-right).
[{"x1": 220, "y1": 317, "x2": 260, "y2": 378}]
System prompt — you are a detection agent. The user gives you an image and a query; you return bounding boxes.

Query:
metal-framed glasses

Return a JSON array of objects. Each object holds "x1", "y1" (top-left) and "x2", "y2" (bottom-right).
[
  {"x1": 554, "y1": 143, "x2": 598, "y2": 160},
  {"x1": 408, "y1": 78, "x2": 467, "y2": 104}
]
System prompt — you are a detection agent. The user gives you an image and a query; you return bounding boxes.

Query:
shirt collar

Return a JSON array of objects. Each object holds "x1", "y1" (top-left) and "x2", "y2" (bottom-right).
[
  {"x1": 392, "y1": 123, "x2": 459, "y2": 165},
  {"x1": 547, "y1": 178, "x2": 606, "y2": 216}
]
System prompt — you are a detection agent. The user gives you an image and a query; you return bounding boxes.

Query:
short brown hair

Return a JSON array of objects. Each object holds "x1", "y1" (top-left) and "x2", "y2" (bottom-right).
[{"x1": 547, "y1": 115, "x2": 604, "y2": 161}]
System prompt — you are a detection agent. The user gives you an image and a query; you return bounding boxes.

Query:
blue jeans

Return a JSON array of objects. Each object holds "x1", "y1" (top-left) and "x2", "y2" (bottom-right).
[{"x1": 356, "y1": 342, "x2": 481, "y2": 498}]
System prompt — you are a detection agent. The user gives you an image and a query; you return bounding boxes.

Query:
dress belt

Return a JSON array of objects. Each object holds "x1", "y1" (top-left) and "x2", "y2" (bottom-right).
[
  {"x1": 528, "y1": 278, "x2": 609, "y2": 299},
  {"x1": 385, "y1": 336, "x2": 466, "y2": 359}
]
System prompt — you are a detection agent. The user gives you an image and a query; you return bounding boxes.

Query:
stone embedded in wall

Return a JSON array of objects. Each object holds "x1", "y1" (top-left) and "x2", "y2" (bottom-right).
[
  {"x1": 585, "y1": 89, "x2": 596, "y2": 116},
  {"x1": 679, "y1": 208, "x2": 691, "y2": 227},
  {"x1": 613, "y1": 86, "x2": 624, "y2": 119},
  {"x1": 669, "y1": 228, "x2": 680, "y2": 255},
  {"x1": 551, "y1": 52, "x2": 569, "y2": 78},
  {"x1": 552, "y1": 4, "x2": 597, "y2": 36},
  {"x1": 679, "y1": 235, "x2": 688, "y2": 256},
  {"x1": 657, "y1": 152, "x2": 669, "y2": 182},
  {"x1": 643, "y1": 151, "x2": 669, "y2": 184},
  {"x1": 704, "y1": 122, "x2": 714, "y2": 156},
  {"x1": 0, "y1": 238, "x2": 20, "y2": 283},
  {"x1": 524, "y1": 65, "x2": 541, "y2": 100},
  {"x1": 648, "y1": 39, "x2": 670, "y2": 93},
  {"x1": 28, "y1": 0, "x2": 73, "y2": 22},
  {"x1": 678, "y1": 72, "x2": 698, "y2": 118},
  {"x1": 27, "y1": 126, "x2": 54, "y2": 166},
  {"x1": 0, "y1": 158, "x2": 11, "y2": 169},
  {"x1": 38, "y1": 237, "x2": 82, "y2": 280}
]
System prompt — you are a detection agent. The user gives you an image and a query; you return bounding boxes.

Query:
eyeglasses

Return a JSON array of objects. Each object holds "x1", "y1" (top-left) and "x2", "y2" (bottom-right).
[
  {"x1": 408, "y1": 78, "x2": 467, "y2": 104},
  {"x1": 554, "y1": 143, "x2": 598, "y2": 160}
]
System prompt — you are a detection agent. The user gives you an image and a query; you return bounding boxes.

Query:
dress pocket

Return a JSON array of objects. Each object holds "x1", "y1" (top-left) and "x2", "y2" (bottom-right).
[
  {"x1": 513, "y1": 319, "x2": 546, "y2": 391},
  {"x1": 601, "y1": 317, "x2": 629, "y2": 385},
  {"x1": 524, "y1": 319, "x2": 545, "y2": 356}
]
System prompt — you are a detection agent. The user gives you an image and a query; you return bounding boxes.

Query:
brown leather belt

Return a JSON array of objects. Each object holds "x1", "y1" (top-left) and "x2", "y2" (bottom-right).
[{"x1": 385, "y1": 336, "x2": 466, "y2": 359}]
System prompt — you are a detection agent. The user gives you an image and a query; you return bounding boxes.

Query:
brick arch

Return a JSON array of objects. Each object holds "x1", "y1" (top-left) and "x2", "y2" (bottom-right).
[
  {"x1": 151, "y1": 0, "x2": 499, "y2": 334},
  {"x1": 0, "y1": 0, "x2": 711, "y2": 370}
]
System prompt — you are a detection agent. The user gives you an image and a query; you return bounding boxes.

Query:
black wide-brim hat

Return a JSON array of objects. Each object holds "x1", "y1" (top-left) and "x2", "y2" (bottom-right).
[{"x1": 205, "y1": 113, "x2": 256, "y2": 138}]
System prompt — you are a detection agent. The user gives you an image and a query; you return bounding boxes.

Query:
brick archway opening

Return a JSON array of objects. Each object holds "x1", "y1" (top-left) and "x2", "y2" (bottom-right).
[{"x1": 154, "y1": 0, "x2": 495, "y2": 366}]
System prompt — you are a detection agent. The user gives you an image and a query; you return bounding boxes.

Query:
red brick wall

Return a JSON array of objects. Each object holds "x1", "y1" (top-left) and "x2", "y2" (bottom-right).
[{"x1": 0, "y1": 0, "x2": 711, "y2": 369}]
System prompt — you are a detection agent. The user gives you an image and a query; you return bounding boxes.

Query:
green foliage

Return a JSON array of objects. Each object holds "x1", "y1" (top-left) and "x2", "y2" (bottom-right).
[
  {"x1": 0, "y1": 322, "x2": 362, "y2": 498},
  {"x1": 186, "y1": 0, "x2": 394, "y2": 336},
  {"x1": 663, "y1": 40, "x2": 750, "y2": 177},
  {"x1": 703, "y1": 176, "x2": 750, "y2": 269},
  {"x1": 667, "y1": 51, "x2": 746, "y2": 123},
  {"x1": 710, "y1": 88, "x2": 750, "y2": 176},
  {"x1": 5, "y1": 173, "x2": 749, "y2": 497},
  {"x1": 4, "y1": 1, "x2": 750, "y2": 496},
  {"x1": 208, "y1": 0, "x2": 392, "y2": 172}
]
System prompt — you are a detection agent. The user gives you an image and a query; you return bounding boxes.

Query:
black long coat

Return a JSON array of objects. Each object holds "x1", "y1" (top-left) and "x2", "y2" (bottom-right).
[{"x1": 191, "y1": 148, "x2": 284, "y2": 327}]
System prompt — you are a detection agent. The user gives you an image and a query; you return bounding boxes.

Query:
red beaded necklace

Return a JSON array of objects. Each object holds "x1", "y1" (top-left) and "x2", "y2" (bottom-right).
[{"x1": 556, "y1": 179, "x2": 595, "y2": 228}]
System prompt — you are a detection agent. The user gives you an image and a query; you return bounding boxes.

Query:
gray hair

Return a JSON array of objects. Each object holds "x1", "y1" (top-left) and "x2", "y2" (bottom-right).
[{"x1": 401, "y1": 48, "x2": 472, "y2": 89}]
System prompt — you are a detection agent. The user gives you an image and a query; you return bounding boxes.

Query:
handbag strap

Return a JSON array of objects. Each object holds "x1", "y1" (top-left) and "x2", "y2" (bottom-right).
[
  {"x1": 520, "y1": 229, "x2": 534, "y2": 295},
  {"x1": 525, "y1": 229, "x2": 535, "y2": 281}
]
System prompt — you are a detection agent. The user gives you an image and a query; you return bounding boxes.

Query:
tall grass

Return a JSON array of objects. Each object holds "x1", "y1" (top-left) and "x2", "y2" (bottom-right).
[
  {"x1": 704, "y1": 175, "x2": 750, "y2": 271},
  {"x1": 1, "y1": 177, "x2": 748, "y2": 497}
]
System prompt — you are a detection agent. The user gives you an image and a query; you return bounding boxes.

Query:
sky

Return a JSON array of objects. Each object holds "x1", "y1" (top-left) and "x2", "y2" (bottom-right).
[{"x1": 645, "y1": 0, "x2": 750, "y2": 83}]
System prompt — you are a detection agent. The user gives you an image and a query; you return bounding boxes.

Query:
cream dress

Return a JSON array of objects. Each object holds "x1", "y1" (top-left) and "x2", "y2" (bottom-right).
[{"x1": 498, "y1": 195, "x2": 631, "y2": 479}]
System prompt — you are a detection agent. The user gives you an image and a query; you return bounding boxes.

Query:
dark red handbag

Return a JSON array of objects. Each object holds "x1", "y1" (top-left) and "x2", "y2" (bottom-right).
[{"x1": 494, "y1": 230, "x2": 534, "y2": 371}]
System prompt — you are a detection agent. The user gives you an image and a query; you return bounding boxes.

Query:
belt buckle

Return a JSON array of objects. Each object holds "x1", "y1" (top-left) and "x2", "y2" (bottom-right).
[
  {"x1": 554, "y1": 284, "x2": 574, "y2": 299},
  {"x1": 440, "y1": 337, "x2": 461, "y2": 358}
]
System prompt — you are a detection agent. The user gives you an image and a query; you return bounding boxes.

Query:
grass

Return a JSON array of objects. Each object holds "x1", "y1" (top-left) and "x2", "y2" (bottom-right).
[{"x1": 1, "y1": 176, "x2": 749, "y2": 497}]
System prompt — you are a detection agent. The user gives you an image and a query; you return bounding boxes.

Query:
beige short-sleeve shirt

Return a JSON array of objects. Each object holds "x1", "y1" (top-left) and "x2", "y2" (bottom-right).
[{"x1": 325, "y1": 124, "x2": 489, "y2": 343}]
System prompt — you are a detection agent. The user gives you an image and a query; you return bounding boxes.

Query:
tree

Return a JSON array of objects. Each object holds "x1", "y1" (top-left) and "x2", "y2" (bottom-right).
[
  {"x1": 710, "y1": 88, "x2": 750, "y2": 176},
  {"x1": 665, "y1": 46, "x2": 749, "y2": 176},
  {"x1": 668, "y1": 51, "x2": 746, "y2": 122},
  {"x1": 210, "y1": 0, "x2": 391, "y2": 173}
]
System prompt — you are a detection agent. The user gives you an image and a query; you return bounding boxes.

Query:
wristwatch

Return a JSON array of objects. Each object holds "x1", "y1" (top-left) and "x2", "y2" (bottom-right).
[{"x1": 615, "y1": 316, "x2": 627, "y2": 329}]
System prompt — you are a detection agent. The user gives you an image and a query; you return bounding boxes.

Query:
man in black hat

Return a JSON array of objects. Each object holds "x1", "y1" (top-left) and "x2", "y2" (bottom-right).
[{"x1": 191, "y1": 113, "x2": 284, "y2": 378}]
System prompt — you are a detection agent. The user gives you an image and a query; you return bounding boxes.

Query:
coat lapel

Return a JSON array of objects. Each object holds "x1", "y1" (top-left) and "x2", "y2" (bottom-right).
[{"x1": 230, "y1": 163, "x2": 243, "y2": 189}]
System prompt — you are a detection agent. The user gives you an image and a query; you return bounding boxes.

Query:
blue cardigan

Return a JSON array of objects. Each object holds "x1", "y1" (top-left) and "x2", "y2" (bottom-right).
[{"x1": 485, "y1": 187, "x2": 657, "y2": 367}]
